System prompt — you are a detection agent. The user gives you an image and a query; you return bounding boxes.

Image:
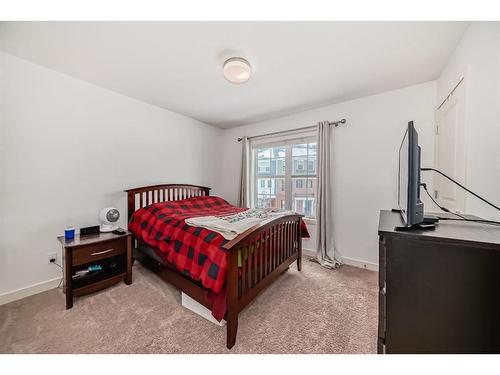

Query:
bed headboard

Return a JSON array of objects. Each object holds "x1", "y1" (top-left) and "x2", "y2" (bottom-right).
[{"x1": 124, "y1": 184, "x2": 211, "y2": 222}]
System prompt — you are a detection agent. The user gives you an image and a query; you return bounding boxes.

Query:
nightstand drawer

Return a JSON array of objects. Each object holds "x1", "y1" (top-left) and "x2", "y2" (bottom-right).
[{"x1": 72, "y1": 238, "x2": 127, "y2": 266}]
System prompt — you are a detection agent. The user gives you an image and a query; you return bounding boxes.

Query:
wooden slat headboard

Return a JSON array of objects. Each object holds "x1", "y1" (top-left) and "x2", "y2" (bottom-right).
[{"x1": 124, "y1": 184, "x2": 211, "y2": 222}]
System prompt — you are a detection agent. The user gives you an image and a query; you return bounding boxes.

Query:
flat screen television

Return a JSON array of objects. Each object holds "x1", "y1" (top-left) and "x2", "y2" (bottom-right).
[{"x1": 398, "y1": 121, "x2": 424, "y2": 227}]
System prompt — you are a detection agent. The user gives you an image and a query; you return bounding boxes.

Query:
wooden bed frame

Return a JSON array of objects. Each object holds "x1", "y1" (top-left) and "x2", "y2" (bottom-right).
[{"x1": 125, "y1": 183, "x2": 303, "y2": 349}]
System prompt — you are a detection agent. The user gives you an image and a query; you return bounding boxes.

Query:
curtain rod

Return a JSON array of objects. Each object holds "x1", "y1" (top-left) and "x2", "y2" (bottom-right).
[{"x1": 237, "y1": 118, "x2": 346, "y2": 142}]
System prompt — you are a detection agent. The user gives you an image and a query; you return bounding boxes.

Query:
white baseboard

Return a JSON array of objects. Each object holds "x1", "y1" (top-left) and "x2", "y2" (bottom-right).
[
  {"x1": 0, "y1": 277, "x2": 61, "y2": 306},
  {"x1": 341, "y1": 256, "x2": 379, "y2": 272},
  {"x1": 302, "y1": 248, "x2": 316, "y2": 257},
  {"x1": 303, "y1": 248, "x2": 378, "y2": 272}
]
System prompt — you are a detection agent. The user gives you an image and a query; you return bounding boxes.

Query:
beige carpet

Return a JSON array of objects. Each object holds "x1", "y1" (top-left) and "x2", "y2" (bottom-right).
[{"x1": 0, "y1": 258, "x2": 378, "y2": 353}]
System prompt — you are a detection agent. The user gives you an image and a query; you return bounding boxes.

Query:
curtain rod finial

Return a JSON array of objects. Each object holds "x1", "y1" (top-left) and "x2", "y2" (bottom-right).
[
  {"x1": 333, "y1": 118, "x2": 347, "y2": 127},
  {"x1": 237, "y1": 137, "x2": 243, "y2": 142}
]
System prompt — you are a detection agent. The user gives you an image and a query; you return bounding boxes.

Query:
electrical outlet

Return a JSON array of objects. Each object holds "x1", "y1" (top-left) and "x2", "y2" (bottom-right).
[{"x1": 48, "y1": 252, "x2": 57, "y2": 264}]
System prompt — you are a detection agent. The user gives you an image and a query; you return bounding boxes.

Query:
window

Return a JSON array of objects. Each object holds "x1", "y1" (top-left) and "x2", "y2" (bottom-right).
[
  {"x1": 257, "y1": 159, "x2": 270, "y2": 174},
  {"x1": 294, "y1": 197, "x2": 315, "y2": 217},
  {"x1": 255, "y1": 146, "x2": 285, "y2": 209},
  {"x1": 307, "y1": 160, "x2": 315, "y2": 174},
  {"x1": 294, "y1": 159, "x2": 305, "y2": 173},
  {"x1": 295, "y1": 179, "x2": 304, "y2": 188},
  {"x1": 253, "y1": 136, "x2": 317, "y2": 218}
]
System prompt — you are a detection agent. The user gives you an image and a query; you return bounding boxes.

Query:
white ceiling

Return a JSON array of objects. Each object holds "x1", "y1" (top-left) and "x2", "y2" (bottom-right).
[{"x1": 0, "y1": 22, "x2": 468, "y2": 128}]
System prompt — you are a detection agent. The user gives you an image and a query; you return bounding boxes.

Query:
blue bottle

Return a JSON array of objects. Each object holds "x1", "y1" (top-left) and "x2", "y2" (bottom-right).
[{"x1": 64, "y1": 226, "x2": 75, "y2": 241}]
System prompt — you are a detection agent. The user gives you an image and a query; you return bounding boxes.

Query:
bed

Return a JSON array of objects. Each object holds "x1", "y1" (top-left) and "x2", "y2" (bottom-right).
[{"x1": 125, "y1": 184, "x2": 305, "y2": 349}]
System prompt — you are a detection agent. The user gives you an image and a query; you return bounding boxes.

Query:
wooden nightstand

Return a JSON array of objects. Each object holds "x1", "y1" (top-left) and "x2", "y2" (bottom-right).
[{"x1": 57, "y1": 232, "x2": 132, "y2": 309}]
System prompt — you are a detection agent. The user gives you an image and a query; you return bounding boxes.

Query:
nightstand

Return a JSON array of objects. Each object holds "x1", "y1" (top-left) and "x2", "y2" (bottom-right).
[{"x1": 57, "y1": 231, "x2": 133, "y2": 309}]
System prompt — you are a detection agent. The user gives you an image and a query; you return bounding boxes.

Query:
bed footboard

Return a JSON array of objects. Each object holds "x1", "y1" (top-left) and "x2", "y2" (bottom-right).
[{"x1": 223, "y1": 214, "x2": 303, "y2": 349}]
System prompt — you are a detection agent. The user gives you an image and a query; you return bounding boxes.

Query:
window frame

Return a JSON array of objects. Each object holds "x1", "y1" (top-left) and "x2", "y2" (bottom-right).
[{"x1": 251, "y1": 133, "x2": 317, "y2": 218}]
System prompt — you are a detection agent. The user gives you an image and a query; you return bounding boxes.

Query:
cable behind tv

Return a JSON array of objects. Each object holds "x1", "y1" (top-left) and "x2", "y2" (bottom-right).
[{"x1": 421, "y1": 167, "x2": 500, "y2": 226}]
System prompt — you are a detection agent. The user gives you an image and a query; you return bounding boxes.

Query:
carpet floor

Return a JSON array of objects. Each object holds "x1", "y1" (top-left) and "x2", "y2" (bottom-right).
[{"x1": 0, "y1": 258, "x2": 378, "y2": 353}]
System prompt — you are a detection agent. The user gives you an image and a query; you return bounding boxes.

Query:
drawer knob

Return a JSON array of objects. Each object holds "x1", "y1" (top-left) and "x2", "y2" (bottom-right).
[{"x1": 91, "y1": 249, "x2": 114, "y2": 256}]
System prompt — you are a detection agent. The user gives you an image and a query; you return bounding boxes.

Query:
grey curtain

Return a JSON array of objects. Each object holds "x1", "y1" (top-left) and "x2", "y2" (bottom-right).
[
  {"x1": 315, "y1": 121, "x2": 341, "y2": 268},
  {"x1": 238, "y1": 136, "x2": 251, "y2": 207}
]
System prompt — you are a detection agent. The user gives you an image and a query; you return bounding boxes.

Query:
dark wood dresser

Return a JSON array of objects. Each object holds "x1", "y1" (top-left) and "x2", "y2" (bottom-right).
[{"x1": 378, "y1": 210, "x2": 500, "y2": 353}]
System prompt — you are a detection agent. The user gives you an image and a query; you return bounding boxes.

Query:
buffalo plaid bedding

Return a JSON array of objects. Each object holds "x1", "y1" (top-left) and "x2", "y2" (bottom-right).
[
  {"x1": 129, "y1": 196, "x2": 247, "y2": 294},
  {"x1": 129, "y1": 195, "x2": 310, "y2": 297}
]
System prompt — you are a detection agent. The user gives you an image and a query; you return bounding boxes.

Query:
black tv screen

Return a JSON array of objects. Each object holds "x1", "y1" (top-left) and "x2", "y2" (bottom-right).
[{"x1": 398, "y1": 121, "x2": 424, "y2": 226}]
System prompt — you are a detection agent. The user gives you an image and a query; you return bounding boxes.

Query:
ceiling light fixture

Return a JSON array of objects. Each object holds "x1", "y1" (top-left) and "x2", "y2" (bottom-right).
[{"x1": 223, "y1": 57, "x2": 251, "y2": 84}]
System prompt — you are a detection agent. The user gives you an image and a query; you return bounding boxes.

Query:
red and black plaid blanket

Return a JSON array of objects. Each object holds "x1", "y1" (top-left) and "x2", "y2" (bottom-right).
[
  {"x1": 129, "y1": 196, "x2": 310, "y2": 299},
  {"x1": 129, "y1": 196, "x2": 247, "y2": 294}
]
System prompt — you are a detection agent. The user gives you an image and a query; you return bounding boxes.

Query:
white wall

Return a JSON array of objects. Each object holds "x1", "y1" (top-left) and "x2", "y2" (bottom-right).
[
  {"x1": 0, "y1": 52, "x2": 223, "y2": 299},
  {"x1": 437, "y1": 22, "x2": 500, "y2": 220},
  {"x1": 0, "y1": 47, "x2": 444, "y2": 300},
  {"x1": 220, "y1": 82, "x2": 437, "y2": 266}
]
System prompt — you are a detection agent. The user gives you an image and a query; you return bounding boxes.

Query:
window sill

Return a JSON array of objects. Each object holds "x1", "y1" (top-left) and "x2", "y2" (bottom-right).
[{"x1": 302, "y1": 217, "x2": 316, "y2": 225}]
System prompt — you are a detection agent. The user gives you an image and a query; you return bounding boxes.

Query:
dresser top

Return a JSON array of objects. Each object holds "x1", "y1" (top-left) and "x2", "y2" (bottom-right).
[
  {"x1": 57, "y1": 231, "x2": 131, "y2": 247},
  {"x1": 379, "y1": 210, "x2": 500, "y2": 249}
]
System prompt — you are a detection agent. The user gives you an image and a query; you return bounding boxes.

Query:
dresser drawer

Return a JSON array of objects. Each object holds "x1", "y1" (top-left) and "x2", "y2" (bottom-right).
[{"x1": 72, "y1": 238, "x2": 127, "y2": 266}]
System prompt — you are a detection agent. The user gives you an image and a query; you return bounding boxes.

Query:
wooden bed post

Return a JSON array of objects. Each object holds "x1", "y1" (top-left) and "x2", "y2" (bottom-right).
[
  {"x1": 127, "y1": 191, "x2": 135, "y2": 224},
  {"x1": 297, "y1": 218, "x2": 303, "y2": 271},
  {"x1": 226, "y1": 245, "x2": 239, "y2": 349}
]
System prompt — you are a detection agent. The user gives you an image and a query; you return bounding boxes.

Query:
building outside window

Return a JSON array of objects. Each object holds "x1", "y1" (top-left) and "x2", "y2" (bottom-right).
[{"x1": 253, "y1": 136, "x2": 316, "y2": 218}]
